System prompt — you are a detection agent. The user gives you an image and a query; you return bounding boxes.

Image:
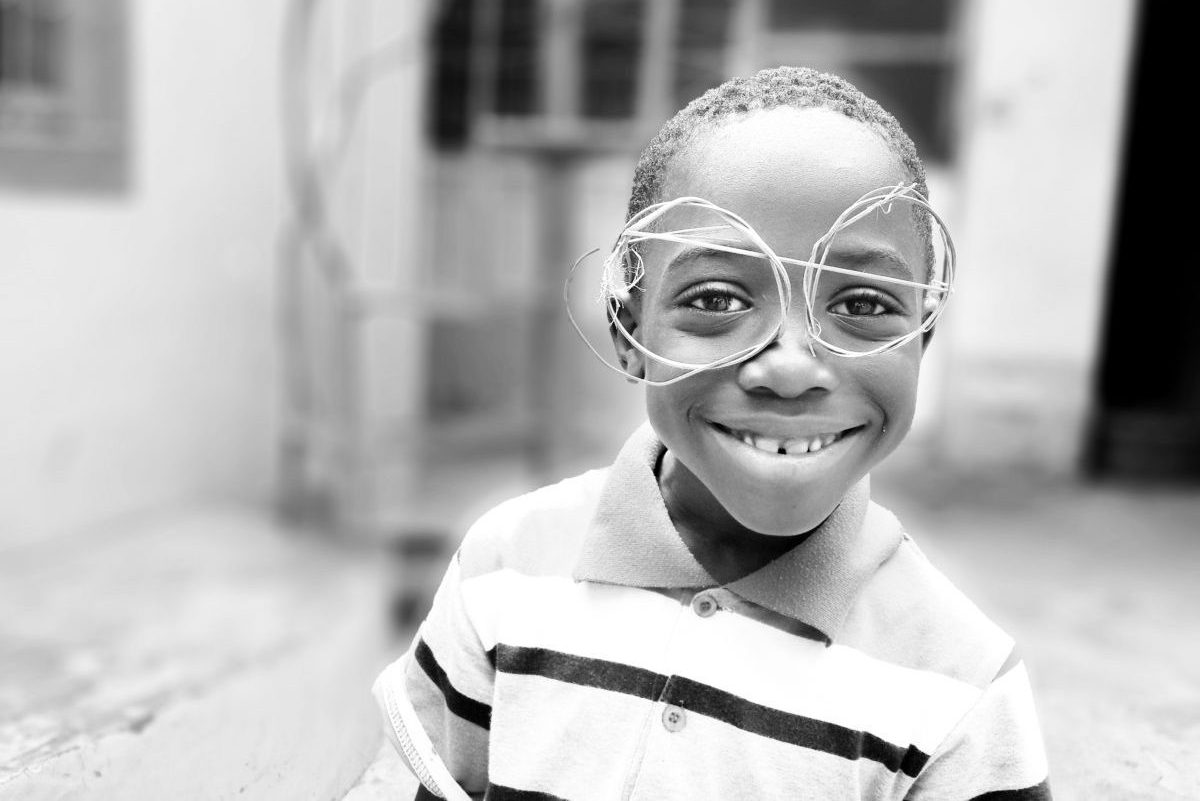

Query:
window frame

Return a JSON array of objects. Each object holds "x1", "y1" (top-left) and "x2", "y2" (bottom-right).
[{"x1": 0, "y1": 0, "x2": 129, "y2": 193}]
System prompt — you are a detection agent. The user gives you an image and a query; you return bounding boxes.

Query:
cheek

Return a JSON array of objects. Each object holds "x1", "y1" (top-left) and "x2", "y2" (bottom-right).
[
  {"x1": 859, "y1": 352, "x2": 921, "y2": 428},
  {"x1": 645, "y1": 383, "x2": 694, "y2": 428},
  {"x1": 643, "y1": 377, "x2": 721, "y2": 448}
]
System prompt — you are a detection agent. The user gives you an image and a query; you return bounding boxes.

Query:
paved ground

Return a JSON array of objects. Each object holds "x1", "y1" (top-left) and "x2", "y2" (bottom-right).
[
  {"x1": 0, "y1": 510, "x2": 386, "y2": 800},
  {"x1": 352, "y1": 452, "x2": 1200, "y2": 800}
]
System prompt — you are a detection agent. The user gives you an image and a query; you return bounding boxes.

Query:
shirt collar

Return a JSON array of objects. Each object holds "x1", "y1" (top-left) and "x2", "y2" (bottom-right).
[{"x1": 573, "y1": 422, "x2": 903, "y2": 642}]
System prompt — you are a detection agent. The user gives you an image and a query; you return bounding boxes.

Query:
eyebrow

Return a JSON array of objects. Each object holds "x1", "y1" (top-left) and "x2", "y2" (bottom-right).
[
  {"x1": 821, "y1": 244, "x2": 914, "y2": 280},
  {"x1": 665, "y1": 243, "x2": 758, "y2": 273}
]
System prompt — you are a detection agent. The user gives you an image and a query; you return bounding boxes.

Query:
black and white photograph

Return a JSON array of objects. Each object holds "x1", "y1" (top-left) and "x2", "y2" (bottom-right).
[{"x1": 1, "y1": 2, "x2": 1194, "y2": 799}]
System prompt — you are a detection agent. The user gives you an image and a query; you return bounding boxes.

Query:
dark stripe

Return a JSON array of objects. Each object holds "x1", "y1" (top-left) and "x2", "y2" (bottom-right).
[
  {"x1": 414, "y1": 786, "x2": 440, "y2": 801},
  {"x1": 415, "y1": 637, "x2": 492, "y2": 729},
  {"x1": 485, "y1": 784, "x2": 569, "y2": 801},
  {"x1": 666, "y1": 675, "x2": 929, "y2": 777},
  {"x1": 497, "y1": 644, "x2": 669, "y2": 701},
  {"x1": 494, "y1": 644, "x2": 926, "y2": 776},
  {"x1": 969, "y1": 779, "x2": 1053, "y2": 801}
]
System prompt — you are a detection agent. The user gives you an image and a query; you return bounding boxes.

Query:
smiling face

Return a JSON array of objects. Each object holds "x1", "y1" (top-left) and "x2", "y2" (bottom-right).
[{"x1": 613, "y1": 107, "x2": 926, "y2": 538}]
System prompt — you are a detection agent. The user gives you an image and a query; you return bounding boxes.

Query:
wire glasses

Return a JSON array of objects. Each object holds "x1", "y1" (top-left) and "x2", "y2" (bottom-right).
[{"x1": 567, "y1": 183, "x2": 956, "y2": 386}]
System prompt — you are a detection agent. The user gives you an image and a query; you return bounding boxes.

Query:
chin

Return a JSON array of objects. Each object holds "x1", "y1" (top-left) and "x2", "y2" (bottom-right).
[{"x1": 721, "y1": 486, "x2": 845, "y2": 538}]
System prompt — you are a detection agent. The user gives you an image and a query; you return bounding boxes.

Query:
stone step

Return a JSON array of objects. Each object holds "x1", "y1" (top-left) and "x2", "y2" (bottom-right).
[
  {"x1": 1, "y1": 508, "x2": 390, "y2": 800},
  {"x1": 342, "y1": 742, "x2": 417, "y2": 800}
]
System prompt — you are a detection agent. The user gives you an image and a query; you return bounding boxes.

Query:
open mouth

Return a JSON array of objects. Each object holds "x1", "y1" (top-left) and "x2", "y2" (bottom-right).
[{"x1": 710, "y1": 422, "x2": 861, "y2": 457}]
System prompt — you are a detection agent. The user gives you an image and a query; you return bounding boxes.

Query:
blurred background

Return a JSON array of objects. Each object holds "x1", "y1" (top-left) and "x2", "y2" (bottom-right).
[{"x1": 1, "y1": 1, "x2": 1195, "y2": 799}]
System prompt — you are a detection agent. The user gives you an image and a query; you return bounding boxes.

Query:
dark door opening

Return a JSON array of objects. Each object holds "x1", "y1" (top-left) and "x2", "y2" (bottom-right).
[{"x1": 1089, "y1": 2, "x2": 1200, "y2": 481}]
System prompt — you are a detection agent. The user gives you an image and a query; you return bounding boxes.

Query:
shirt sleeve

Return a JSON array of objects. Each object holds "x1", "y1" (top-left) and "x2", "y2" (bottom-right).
[
  {"x1": 373, "y1": 549, "x2": 494, "y2": 799},
  {"x1": 905, "y1": 653, "x2": 1052, "y2": 801}
]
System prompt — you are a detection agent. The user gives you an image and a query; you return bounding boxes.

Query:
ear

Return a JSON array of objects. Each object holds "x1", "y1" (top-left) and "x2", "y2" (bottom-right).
[
  {"x1": 607, "y1": 295, "x2": 646, "y2": 381},
  {"x1": 919, "y1": 291, "x2": 940, "y2": 355}
]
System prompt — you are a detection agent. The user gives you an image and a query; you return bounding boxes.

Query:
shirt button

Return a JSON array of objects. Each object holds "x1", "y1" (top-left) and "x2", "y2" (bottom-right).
[
  {"x1": 691, "y1": 592, "x2": 718, "y2": 618},
  {"x1": 662, "y1": 705, "x2": 687, "y2": 732}
]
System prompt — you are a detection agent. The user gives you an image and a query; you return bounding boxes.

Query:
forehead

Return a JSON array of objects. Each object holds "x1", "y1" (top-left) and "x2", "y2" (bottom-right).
[{"x1": 657, "y1": 107, "x2": 919, "y2": 256}]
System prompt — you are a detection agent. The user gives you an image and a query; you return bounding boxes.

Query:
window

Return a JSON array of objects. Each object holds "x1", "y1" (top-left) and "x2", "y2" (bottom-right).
[
  {"x1": 0, "y1": 0, "x2": 129, "y2": 192},
  {"x1": 426, "y1": 0, "x2": 957, "y2": 162},
  {"x1": 673, "y1": 0, "x2": 734, "y2": 111},
  {"x1": 581, "y1": 0, "x2": 643, "y2": 119},
  {"x1": 762, "y1": 0, "x2": 960, "y2": 162}
]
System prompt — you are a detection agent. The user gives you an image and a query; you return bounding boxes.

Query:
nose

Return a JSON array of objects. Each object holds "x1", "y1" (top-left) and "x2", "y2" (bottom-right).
[{"x1": 736, "y1": 316, "x2": 840, "y2": 398}]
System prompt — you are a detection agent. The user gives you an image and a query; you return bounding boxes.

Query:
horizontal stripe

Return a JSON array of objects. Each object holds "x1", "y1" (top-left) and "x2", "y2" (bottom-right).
[
  {"x1": 415, "y1": 637, "x2": 493, "y2": 730},
  {"x1": 968, "y1": 779, "x2": 1052, "y2": 801},
  {"x1": 418, "y1": 554, "x2": 496, "y2": 705},
  {"x1": 497, "y1": 644, "x2": 668, "y2": 701},
  {"x1": 467, "y1": 571, "x2": 975, "y2": 753},
  {"x1": 666, "y1": 675, "x2": 929, "y2": 777},
  {"x1": 485, "y1": 784, "x2": 569, "y2": 801},
  {"x1": 461, "y1": 570, "x2": 684, "y2": 662},
  {"x1": 495, "y1": 644, "x2": 928, "y2": 776}
]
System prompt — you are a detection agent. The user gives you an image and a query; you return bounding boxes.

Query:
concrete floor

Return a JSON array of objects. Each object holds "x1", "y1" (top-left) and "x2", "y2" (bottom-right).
[
  {"x1": 354, "y1": 450, "x2": 1200, "y2": 800},
  {"x1": 1, "y1": 510, "x2": 386, "y2": 801}
]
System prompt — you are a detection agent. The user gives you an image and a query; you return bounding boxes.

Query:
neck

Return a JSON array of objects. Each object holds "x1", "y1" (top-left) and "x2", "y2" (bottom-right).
[{"x1": 658, "y1": 450, "x2": 813, "y2": 584}]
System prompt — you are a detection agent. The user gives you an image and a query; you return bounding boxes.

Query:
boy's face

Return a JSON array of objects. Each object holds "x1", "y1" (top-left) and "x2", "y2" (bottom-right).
[{"x1": 615, "y1": 107, "x2": 925, "y2": 537}]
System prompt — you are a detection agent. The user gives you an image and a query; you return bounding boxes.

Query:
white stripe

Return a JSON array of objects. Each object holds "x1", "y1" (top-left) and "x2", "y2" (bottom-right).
[
  {"x1": 461, "y1": 570, "x2": 687, "y2": 673},
  {"x1": 490, "y1": 673, "x2": 919, "y2": 799},
  {"x1": 488, "y1": 674, "x2": 658, "y2": 801},
  {"x1": 668, "y1": 609, "x2": 978, "y2": 752},
  {"x1": 461, "y1": 569, "x2": 979, "y2": 752}
]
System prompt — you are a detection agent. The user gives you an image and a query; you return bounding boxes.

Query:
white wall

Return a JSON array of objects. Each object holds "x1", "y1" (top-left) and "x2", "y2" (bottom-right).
[
  {"x1": 0, "y1": 3, "x2": 289, "y2": 545},
  {"x1": 938, "y1": 0, "x2": 1137, "y2": 471}
]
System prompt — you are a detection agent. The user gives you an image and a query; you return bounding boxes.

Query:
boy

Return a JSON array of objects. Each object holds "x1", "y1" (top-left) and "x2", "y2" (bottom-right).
[{"x1": 374, "y1": 66, "x2": 1051, "y2": 800}]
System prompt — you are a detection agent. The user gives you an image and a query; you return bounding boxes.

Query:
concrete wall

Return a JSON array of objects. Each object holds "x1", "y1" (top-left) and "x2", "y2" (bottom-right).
[
  {"x1": 940, "y1": 0, "x2": 1137, "y2": 472},
  {"x1": 0, "y1": 0, "x2": 433, "y2": 546},
  {"x1": 0, "y1": 2, "x2": 291, "y2": 546}
]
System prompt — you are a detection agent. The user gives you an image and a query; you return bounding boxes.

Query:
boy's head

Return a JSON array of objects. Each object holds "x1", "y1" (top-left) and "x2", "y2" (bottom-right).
[{"x1": 608, "y1": 66, "x2": 941, "y2": 538}]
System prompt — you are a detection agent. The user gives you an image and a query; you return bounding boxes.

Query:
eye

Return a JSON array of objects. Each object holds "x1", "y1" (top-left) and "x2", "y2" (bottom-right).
[
  {"x1": 690, "y1": 292, "x2": 747, "y2": 313},
  {"x1": 680, "y1": 283, "x2": 751, "y2": 314},
  {"x1": 828, "y1": 290, "x2": 898, "y2": 317}
]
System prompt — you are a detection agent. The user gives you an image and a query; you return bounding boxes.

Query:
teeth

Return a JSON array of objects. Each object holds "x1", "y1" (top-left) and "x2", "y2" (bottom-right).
[
  {"x1": 755, "y1": 436, "x2": 783, "y2": 454},
  {"x1": 783, "y1": 437, "x2": 810, "y2": 454},
  {"x1": 722, "y1": 426, "x2": 844, "y2": 456}
]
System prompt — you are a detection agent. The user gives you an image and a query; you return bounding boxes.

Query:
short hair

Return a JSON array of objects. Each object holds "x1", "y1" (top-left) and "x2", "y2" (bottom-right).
[{"x1": 628, "y1": 66, "x2": 929, "y2": 220}]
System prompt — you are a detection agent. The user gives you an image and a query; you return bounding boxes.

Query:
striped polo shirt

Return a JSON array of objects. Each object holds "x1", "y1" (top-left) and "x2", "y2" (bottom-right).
[{"x1": 374, "y1": 423, "x2": 1052, "y2": 800}]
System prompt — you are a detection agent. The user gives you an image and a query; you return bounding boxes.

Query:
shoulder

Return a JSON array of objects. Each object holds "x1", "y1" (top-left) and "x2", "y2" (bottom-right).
[
  {"x1": 455, "y1": 467, "x2": 610, "y2": 580},
  {"x1": 840, "y1": 502, "x2": 1016, "y2": 690}
]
